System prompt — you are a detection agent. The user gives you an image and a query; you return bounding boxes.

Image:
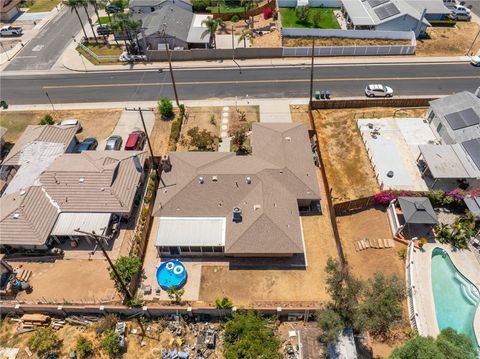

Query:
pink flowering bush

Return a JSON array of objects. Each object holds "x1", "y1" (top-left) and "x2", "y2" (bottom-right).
[{"x1": 373, "y1": 191, "x2": 396, "y2": 205}]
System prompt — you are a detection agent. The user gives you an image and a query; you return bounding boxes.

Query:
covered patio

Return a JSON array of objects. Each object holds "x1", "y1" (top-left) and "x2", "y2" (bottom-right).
[{"x1": 387, "y1": 196, "x2": 438, "y2": 240}]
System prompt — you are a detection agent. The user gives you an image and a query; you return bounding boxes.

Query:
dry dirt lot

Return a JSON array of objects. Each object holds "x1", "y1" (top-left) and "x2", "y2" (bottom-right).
[
  {"x1": 151, "y1": 110, "x2": 173, "y2": 157},
  {"x1": 283, "y1": 37, "x2": 410, "y2": 47},
  {"x1": 12, "y1": 260, "x2": 119, "y2": 304},
  {"x1": 336, "y1": 207, "x2": 409, "y2": 357},
  {"x1": 312, "y1": 107, "x2": 427, "y2": 203},
  {"x1": 416, "y1": 22, "x2": 480, "y2": 57},
  {"x1": 176, "y1": 106, "x2": 222, "y2": 151},
  {"x1": 0, "y1": 109, "x2": 122, "y2": 144}
]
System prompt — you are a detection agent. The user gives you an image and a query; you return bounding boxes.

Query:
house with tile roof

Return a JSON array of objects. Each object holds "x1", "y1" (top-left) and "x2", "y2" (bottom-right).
[{"x1": 152, "y1": 123, "x2": 321, "y2": 257}]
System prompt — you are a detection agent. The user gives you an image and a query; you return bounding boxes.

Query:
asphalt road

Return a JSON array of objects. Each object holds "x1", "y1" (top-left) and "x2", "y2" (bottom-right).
[
  {"x1": 2, "y1": 63, "x2": 479, "y2": 105},
  {"x1": 5, "y1": 6, "x2": 92, "y2": 71}
]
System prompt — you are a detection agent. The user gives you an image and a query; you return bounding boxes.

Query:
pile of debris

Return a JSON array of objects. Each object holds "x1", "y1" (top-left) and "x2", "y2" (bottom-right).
[{"x1": 11, "y1": 314, "x2": 99, "y2": 334}]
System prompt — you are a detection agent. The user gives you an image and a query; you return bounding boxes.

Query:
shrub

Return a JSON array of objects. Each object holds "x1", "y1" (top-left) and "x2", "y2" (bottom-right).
[
  {"x1": 96, "y1": 314, "x2": 118, "y2": 335},
  {"x1": 398, "y1": 246, "x2": 407, "y2": 260},
  {"x1": 28, "y1": 327, "x2": 60, "y2": 354},
  {"x1": 316, "y1": 308, "x2": 343, "y2": 343},
  {"x1": 192, "y1": 0, "x2": 210, "y2": 11},
  {"x1": 215, "y1": 297, "x2": 233, "y2": 309},
  {"x1": 230, "y1": 14, "x2": 240, "y2": 22},
  {"x1": 373, "y1": 191, "x2": 396, "y2": 205},
  {"x1": 295, "y1": 5, "x2": 310, "y2": 24},
  {"x1": 187, "y1": 126, "x2": 218, "y2": 151},
  {"x1": 39, "y1": 114, "x2": 54, "y2": 125},
  {"x1": 109, "y1": 256, "x2": 142, "y2": 290},
  {"x1": 312, "y1": 11, "x2": 321, "y2": 27},
  {"x1": 263, "y1": 7, "x2": 272, "y2": 19},
  {"x1": 76, "y1": 336, "x2": 93, "y2": 358},
  {"x1": 101, "y1": 330, "x2": 121, "y2": 357},
  {"x1": 169, "y1": 117, "x2": 182, "y2": 144},
  {"x1": 167, "y1": 287, "x2": 185, "y2": 304},
  {"x1": 210, "y1": 114, "x2": 217, "y2": 126},
  {"x1": 158, "y1": 98, "x2": 174, "y2": 119}
]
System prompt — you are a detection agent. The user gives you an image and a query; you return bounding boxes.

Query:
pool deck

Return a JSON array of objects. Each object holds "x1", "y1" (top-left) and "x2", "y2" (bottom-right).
[{"x1": 411, "y1": 243, "x2": 480, "y2": 345}]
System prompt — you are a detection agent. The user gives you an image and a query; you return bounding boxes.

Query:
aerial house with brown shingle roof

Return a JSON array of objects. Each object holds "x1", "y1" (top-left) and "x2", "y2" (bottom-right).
[
  {"x1": 0, "y1": 151, "x2": 147, "y2": 250},
  {"x1": 152, "y1": 123, "x2": 321, "y2": 258}
]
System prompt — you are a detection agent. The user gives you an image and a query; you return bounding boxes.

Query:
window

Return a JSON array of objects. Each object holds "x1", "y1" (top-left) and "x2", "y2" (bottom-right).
[
  {"x1": 213, "y1": 247, "x2": 224, "y2": 253},
  {"x1": 427, "y1": 111, "x2": 435, "y2": 123},
  {"x1": 202, "y1": 246, "x2": 213, "y2": 253},
  {"x1": 180, "y1": 246, "x2": 190, "y2": 253},
  {"x1": 436, "y1": 123, "x2": 443, "y2": 133},
  {"x1": 190, "y1": 246, "x2": 202, "y2": 252},
  {"x1": 160, "y1": 246, "x2": 170, "y2": 253}
]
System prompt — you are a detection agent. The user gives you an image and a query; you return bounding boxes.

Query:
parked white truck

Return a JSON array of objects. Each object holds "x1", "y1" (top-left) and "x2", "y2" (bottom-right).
[{"x1": 0, "y1": 26, "x2": 23, "y2": 36}]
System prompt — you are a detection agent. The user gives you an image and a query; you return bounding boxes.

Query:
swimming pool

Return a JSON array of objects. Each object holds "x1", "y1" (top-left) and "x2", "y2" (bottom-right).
[
  {"x1": 431, "y1": 247, "x2": 480, "y2": 347},
  {"x1": 156, "y1": 260, "x2": 187, "y2": 290}
]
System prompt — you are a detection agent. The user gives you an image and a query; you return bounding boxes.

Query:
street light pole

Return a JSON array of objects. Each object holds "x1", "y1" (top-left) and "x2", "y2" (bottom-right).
[
  {"x1": 162, "y1": 24, "x2": 181, "y2": 108},
  {"x1": 45, "y1": 92, "x2": 56, "y2": 113}
]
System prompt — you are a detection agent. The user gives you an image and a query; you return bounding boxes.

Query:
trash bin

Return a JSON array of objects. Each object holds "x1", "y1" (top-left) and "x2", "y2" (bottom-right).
[
  {"x1": 0, "y1": 100, "x2": 8, "y2": 109},
  {"x1": 315, "y1": 91, "x2": 320, "y2": 99}
]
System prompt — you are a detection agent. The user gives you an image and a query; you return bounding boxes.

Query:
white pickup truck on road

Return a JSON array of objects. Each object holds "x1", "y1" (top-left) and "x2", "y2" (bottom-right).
[{"x1": 0, "y1": 26, "x2": 23, "y2": 36}]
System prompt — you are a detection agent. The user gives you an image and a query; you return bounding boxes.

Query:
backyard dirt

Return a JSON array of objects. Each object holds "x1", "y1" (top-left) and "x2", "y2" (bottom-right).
[
  {"x1": 13, "y1": 259, "x2": 119, "y2": 304},
  {"x1": 416, "y1": 22, "x2": 480, "y2": 57},
  {"x1": 252, "y1": 30, "x2": 282, "y2": 48},
  {"x1": 176, "y1": 107, "x2": 222, "y2": 151},
  {"x1": 283, "y1": 37, "x2": 410, "y2": 47},
  {"x1": 0, "y1": 109, "x2": 122, "y2": 144},
  {"x1": 150, "y1": 110, "x2": 173, "y2": 157},
  {"x1": 312, "y1": 107, "x2": 427, "y2": 203}
]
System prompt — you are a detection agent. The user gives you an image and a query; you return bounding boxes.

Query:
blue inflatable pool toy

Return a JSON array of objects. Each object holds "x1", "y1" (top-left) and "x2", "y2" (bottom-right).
[{"x1": 156, "y1": 260, "x2": 187, "y2": 290}]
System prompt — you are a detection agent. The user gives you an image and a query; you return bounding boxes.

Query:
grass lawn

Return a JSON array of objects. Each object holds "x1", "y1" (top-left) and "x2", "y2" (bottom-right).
[
  {"x1": 27, "y1": 0, "x2": 62, "y2": 12},
  {"x1": 76, "y1": 43, "x2": 123, "y2": 65},
  {"x1": 206, "y1": 4, "x2": 246, "y2": 13},
  {"x1": 97, "y1": 16, "x2": 111, "y2": 25},
  {"x1": 280, "y1": 7, "x2": 340, "y2": 29}
]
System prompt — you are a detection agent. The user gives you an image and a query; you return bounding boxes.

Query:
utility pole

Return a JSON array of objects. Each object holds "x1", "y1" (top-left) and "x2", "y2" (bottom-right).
[
  {"x1": 466, "y1": 28, "x2": 480, "y2": 56},
  {"x1": 162, "y1": 24, "x2": 180, "y2": 108},
  {"x1": 124, "y1": 107, "x2": 160, "y2": 179},
  {"x1": 309, "y1": 38, "x2": 315, "y2": 104}
]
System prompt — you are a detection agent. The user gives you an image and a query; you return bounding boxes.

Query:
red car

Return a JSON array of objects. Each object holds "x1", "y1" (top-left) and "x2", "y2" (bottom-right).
[{"x1": 124, "y1": 131, "x2": 146, "y2": 151}]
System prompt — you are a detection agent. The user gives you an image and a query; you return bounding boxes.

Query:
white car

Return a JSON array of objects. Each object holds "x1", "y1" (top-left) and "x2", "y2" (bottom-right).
[
  {"x1": 365, "y1": 84, "x2": 394, "y2": 98},
  {"x1": 58, "y1": 118, "x2": 82, "y2": 132},
  {"x1": 471, "y1": 55, "x2": 480, "y2": 66},
  {"x1": 0, "y1": 26, "x2": 23, "y2": 36},
  {"x1": 450, "y1": 4, "x2": 471, "y2": 20},
  {"x1": 119, "y1": 52, "x2": 146, "y2": 62}
]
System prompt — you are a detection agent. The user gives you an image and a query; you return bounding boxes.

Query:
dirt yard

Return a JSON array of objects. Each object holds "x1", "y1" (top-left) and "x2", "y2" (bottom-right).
[
  {"x1": 283, "y1": 37, "x2": 410, "y2": 47},
  {"x1": 151, "y1": 110, "x2": 173, "y2": 157},
  {"x1": 336, "y1": 207, "x2": 409, "y2": 357},
  {"x1": 416, "y1": 22, "x2": 480, "y2": 57},
  {"x1": 0, "y1": 109, "x2": 122, "y2": 144},
  {"x1": 312, "y1": 107, "x2": 427, "y2": 203},
  {"x1": 12, "y1": 260, "x2": 119, "y2": 304},
  {"x1": 252, "y1": 30, "x2": 282, "y2": 48},
  {"x1": 176, "y1": 107, "x2": 222, "y2": 151}
]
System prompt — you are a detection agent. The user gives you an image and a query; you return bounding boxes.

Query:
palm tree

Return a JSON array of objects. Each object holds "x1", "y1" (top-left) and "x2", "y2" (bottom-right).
[
  {"x1": 87, "y1": 0, "x2": 102, "y2": 28},
  {"x1": 201, "y1": 16, "x2": 223, "y2": 49},
  {"x1": 79, "y1": 0, "x2": 99, "y2": 43},
  {"x1": 112, "y1": 12, "x2": 142, "y2": 53},
  {"x1": 63, "y1": 0, "x2": 88, "y2": 40},
  {"x1": 237, "y1": 29, "x2": 253, "y2": 48},
  {"x1": 240, "y1": 0, "x2": 259, "y2": 28}
]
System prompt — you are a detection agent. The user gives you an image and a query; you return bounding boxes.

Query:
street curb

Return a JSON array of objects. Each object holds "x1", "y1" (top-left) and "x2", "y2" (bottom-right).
[{"x1": 61, "y1": 57, "x2": 471, "y2": 73}]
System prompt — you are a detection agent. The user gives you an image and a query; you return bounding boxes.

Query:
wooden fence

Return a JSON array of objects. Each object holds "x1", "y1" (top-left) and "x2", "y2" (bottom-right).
[
  {"x1": 333, "y1": 196, "x2": 375, "y2": 216},
  {"x1": 311, "y1": 97, "x2": 435, "y2": 110}
]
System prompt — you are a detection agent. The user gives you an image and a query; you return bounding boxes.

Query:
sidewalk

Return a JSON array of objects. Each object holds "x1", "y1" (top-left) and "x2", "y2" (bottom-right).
[{"x1": 0, "y1": 5, "x2": 64, "y2": 67}]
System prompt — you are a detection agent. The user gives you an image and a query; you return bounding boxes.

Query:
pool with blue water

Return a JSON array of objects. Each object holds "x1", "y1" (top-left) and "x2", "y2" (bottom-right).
[{"x1": 156, "y1": 260, "x2": 187, "y2": 290}]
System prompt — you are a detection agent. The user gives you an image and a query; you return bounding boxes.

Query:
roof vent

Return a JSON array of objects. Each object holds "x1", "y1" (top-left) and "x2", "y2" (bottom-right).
[
  {"x1": 13, "y1": 213, "x2": 20, "y2": 219},
  {"x1": 246, "y1": 177, "x2": 251, "y2": 184},
  {"x1": 254, "y1": 204, "x2": 261, "y2": 211},
  {"x1": 285, "y1": 136, "x2": 291, "y2": 142},
  {"x1": 387, "y1": 171, "x2": 394, "y2": 178},
  {"x1": 199, "y1": 176, "x2": 204, "y2": 184},
  {"x1": 279, "y1": 170, "x2": 284, "y2": 174},
  {"x1": 212, "y1": 176, "x2": 218, "y2": 182},
  {"x1": 20, "y1": 190, "x2": 26, "y2": 196},
  {"x1": 232, "y1": 207, "x2": 242, "y2": 223},
  {"x1": 79, "y1": 178, "x2": 85, "y2": 183},
  {"x1": 101, "y1": 187, "x2": 105, "y2": 191}
]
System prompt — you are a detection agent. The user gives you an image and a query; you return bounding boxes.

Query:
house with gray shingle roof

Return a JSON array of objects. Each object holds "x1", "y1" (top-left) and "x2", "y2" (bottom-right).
[
  {"x1": 129, "y1": 0, "x2": 192, "y2": 14},
  {"x1": 152, "y1": 123, "x2": 321, "y2": 258}
]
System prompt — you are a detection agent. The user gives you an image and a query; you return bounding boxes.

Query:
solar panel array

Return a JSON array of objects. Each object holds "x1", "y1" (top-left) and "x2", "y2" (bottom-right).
[
  {"x1": 462, "y1": 138, "x2": 480, "y2": 171},
  {"x1": 444, "y1": 107, "x2": 480, "y2": 131},
  {"x1": 368, "y1": 0, "x2": 389, "y2": 8},
  {"x1": 374, "y1": 2, "x2": 400, "y2": 20}
]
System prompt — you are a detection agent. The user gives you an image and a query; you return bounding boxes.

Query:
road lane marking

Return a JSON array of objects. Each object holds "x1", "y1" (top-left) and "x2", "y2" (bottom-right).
[{"x1": 42, "y1": 75, "x2": 480, "y2": 90}]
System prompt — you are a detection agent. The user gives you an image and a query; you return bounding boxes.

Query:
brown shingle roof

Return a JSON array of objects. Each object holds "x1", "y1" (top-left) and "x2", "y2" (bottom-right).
[
  {"x1": 2, "y1": 125, "x2": 78, "y2": 166},
  {"x1": 0, "y1": 186, "x2": 59, "y2": 247},
  {"x1": 153, "y1": 123, "x2": 320, "y2": 255}
]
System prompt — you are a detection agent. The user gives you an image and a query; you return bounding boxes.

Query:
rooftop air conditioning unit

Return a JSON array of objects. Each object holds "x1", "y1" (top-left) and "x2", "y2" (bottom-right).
[{"x1": 232, "y1": 207, "x2": 242, "y2": 223}]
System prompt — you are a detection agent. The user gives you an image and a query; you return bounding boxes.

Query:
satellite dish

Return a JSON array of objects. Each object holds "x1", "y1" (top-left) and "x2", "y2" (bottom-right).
[{"x1": 387, "y1": 171, "x2": 394, "y2": 178}]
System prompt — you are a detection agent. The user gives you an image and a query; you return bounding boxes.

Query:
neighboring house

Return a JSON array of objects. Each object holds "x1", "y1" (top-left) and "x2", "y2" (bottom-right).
[
  {"x1": 129, "y1": 0, "x2": 192, "y2": 14},
  {"x1": 341, "y1": 0, "x2": 429, "y2": 37},
  {"x1": 0, "y1": 0, "x2": 21, "y2": 22},
  {"x1": 152, "y1": 123, "x2": 321, "y2": 258},
  {"x1": 427, "y1": 90, "x2": 480, "y2": 145},
  {"x1": 0, "y1": 151, "x2": 146, "y2": 250},
  {"x1": 405, "y1": 0, "x2": 450, "y2": 20},
  {"x1": 0, "y1": 126, "x2": 6, "y2": 150},
  {"x1": 140, "y1": 5, "x2": 209, "y2": 49},
  {"x1": 328, "y1": 328, "x2": 358, "y2": 359}
]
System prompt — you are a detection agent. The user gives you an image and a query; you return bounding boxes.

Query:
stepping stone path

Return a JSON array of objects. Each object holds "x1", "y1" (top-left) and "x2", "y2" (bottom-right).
[
  {"x1": 354, "y1": 238, "x2": 395, "y2": 251},
  {"x1": 218, "y1": 107, "x2": 231, "y2": 152}
]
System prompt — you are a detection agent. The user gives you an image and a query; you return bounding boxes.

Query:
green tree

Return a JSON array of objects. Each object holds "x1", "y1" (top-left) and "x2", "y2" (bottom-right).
[
  {"x1": 167, "y1": 287, "x2": 185, "y2": 304},
  {"x1": 109, "y1": 256, "x2": 142, "y2": 291},
  {"x1": 64, "y1": 0, "x2": 88, "y2": 40},
  {"x1": 76, "y1": 335, "x2": 93, "y2": 358},
  {"x1": 215, "y1": 297, "x2": 233, "y2": 309},
  {"x1": 316, "y1": 308, "x2": 343, "y2": 343},
  {"x1": 187, "y1": 127, "x2": 218, "y2": 151},
  {"x1": 237, "y1": 29, "x2": 253, "y2": 48},
  {"x1": 224, "y1": 312, "x2": 281, "y2": 359},
  {"x1": 111, "y1": 12, "x2": 142, "y2": 54},
  {"x1": 158, "y1": 98, "x2": 174, "y2": 119},
  {"x1": 390, "y1": 328, "x2": 477, "y2": 359},
  {"x1": 312, "y1": 11, "x2": 321, "y2": 27},
  {"x1": 101, "y1": 330, "x2": 121, "y2": 357},
  {"x1": 192, "y1": 0, "x2": 209, "y2": 11},
  {"x1": 39, "y1": 114, "x2": 54, "y2": 125},
  {"x1": 28, "y1": 327, "x2": 60, "y2": 354},
  {"x1": 295, "y1": 5, "x2": 310, "y2": 24},
  {"x1": 201, "y1": 16, "x2": 223, "y2": 48},
  {"x1": 324, "y1": 257, "x2": 363, "y2": 327},
  {"x1": 230, "y1": 126, "x2": 250, "y2": 154},
  {"x1": 79, "y1": 0, "x2": 99, "y2": 43},
  {"x1": 356, "y1": 272, "x2": 405, "y2": 339}
]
